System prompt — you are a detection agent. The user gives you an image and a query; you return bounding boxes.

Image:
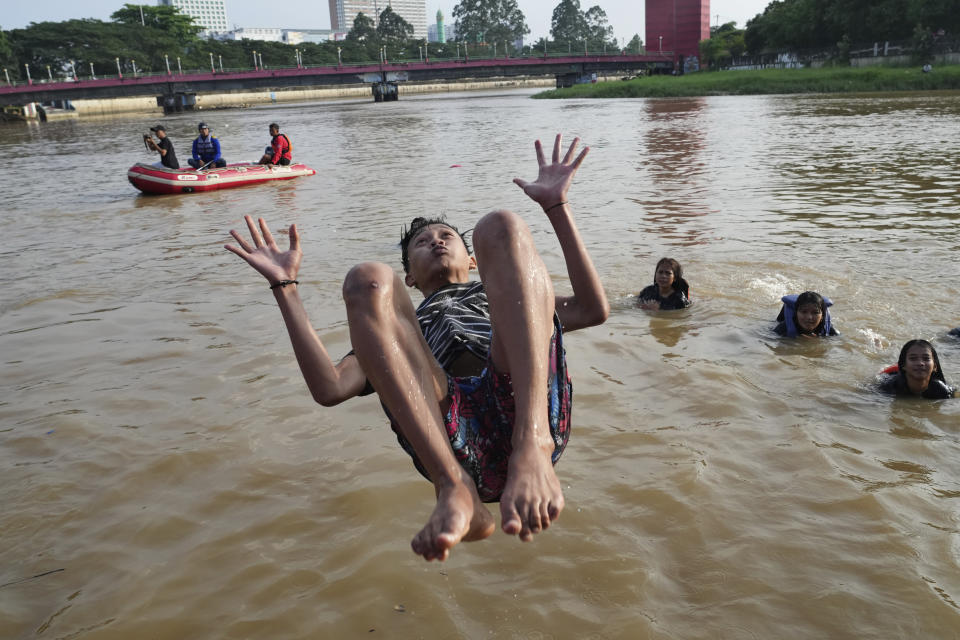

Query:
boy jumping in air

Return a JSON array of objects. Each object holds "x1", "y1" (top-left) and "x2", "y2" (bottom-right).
[{"x1": 225, "y1": 134, "x2": 608, "y2": 561}]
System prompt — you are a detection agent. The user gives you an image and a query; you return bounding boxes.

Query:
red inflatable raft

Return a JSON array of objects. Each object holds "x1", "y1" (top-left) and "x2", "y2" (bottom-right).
[{"x1": 127, "y1": 162, "x2": 316, "y2": 195}]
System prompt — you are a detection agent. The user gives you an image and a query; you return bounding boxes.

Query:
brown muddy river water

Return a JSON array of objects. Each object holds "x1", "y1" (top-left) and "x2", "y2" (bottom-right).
[{"x1": 1, "y1": 89, "x2": 959, "y2": 639}]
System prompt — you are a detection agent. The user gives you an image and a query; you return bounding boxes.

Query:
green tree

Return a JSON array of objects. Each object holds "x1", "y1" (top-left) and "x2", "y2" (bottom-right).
[
  {"x1": 377, "y1": 7, "x2": 414, "y2": 41},
  {"x1": 626, "y1": 33, "x2": 643, "y2": 53},
  {"x1": 910, "y1": 24, "x2": 933, "y2": 64},
  {"x1": 346, "y1": 12, "x2": 377, "y2": 41},
  {"x1": 551, "y1": 0, "x2": 587, "y2": 44},
  {"x1": 699, "y1": 22, "x2": 746, "y2": 69},
  {"x1": 742, "y1": 0, "x2": 960, "y2": 54},
  {"x1": 583, "y1": 6, "x2": 615, "y2": 47},
  {"x1": 9, "y1": 19, "x2": 151, "y2": 74},
  {"x1": 0, "y1": 27, "x2": 14, "y2": 71},
  {"x1": 111, "y1": 4, "x2": 201, "y2": 44},
  {"x1": 452, "y1": 0, "x2": 529, "y2": 45}
]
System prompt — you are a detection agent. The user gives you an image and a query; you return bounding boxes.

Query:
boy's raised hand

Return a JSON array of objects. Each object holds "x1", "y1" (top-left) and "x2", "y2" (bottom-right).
[
  {"x1": 225, "y1": 215, "x2": 302, "y2": 286},
  {"x1": 513, "y1": 134, "x2": 589, "y2": 212}
]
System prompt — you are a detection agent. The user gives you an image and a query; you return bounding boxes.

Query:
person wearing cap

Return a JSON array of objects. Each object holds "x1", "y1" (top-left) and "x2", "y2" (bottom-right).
[
  {"x1": 189, "y1": 122, "x2": 226, "y2": 169},
  {"x1": 144, "y1": 125, "x2": 180, "y2": 170},
  {"x1": 257, "y1": 123, "x2": 293, "y2": 166}
]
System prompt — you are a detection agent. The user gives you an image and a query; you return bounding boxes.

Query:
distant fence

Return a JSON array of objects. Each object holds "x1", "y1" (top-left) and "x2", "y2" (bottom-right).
[{"x1": 717, "y1": 36, "x2": 959, "y2": 70}]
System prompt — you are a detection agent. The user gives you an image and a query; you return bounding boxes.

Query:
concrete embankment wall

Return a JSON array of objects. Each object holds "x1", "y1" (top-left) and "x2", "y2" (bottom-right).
[
  {"x1": 850, "y1": 52, "x2": 960, "y2": 68},
  {"x1": 69, "y1": 77, "x2": 555, "y2": 116}
]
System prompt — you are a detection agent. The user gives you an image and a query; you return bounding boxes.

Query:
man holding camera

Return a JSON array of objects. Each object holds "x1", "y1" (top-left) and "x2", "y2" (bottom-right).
[{"x1": 144, "y1": 125, "x2": 180, "y2": 170}]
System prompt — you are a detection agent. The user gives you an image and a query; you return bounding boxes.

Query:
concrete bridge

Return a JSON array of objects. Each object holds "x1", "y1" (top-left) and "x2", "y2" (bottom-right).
[{"x1": 0, "y1": 54, "x2": 673, "y2": 106}]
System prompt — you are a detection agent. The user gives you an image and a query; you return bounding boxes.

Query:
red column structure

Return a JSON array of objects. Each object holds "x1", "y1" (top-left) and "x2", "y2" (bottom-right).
[{"x1": 646, "y1": 0, "x2": 710, "y2": 71}]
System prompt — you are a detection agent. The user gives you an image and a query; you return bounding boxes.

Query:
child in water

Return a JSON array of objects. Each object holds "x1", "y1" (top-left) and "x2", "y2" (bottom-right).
[
  {"x1": 774, "y1": 291, "x2": 838, "y2": 338},
  {"x1": 637, "y1": 258, "x2": 691, "y2": 310},
  {"x1": 877, "y1": 339, "x2": 956, "y2": 399}
]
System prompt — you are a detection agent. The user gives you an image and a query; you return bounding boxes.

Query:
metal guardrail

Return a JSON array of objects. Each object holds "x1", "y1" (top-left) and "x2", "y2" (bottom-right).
[{"x1": 1, "y1": 50, "x2": 670, "y2": 90}]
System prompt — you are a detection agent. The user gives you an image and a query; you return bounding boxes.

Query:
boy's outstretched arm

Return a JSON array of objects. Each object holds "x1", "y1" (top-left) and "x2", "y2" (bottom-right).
[
  {"x1": 225, "y1": 215, "x2": 367, "y2": 406},
  {"x1": 513, "y1": 134, "x2": 609, "y2": 332}
]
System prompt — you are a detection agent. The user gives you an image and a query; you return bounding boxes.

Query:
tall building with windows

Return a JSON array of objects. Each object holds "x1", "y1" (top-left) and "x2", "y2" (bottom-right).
[
  {"x1": 645, "y1": 0, "x2": 709, "y2": 65},
  {"x1": 328, "y1": 0, "x2": 427, "y2": 39},
  {"x1": 158, "y1": 0, "x2": 229, "y2": 34}
]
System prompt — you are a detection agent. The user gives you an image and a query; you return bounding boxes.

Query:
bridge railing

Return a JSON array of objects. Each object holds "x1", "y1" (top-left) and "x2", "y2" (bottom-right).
[{"x1": 1, "y1": 50, "x2": 672, "y2": 91}]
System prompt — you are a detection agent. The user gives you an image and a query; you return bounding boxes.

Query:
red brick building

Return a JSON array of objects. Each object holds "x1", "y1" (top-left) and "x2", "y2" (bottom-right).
[{"x1": 646, "y1": 0, "x2": 710, "y2": 70}]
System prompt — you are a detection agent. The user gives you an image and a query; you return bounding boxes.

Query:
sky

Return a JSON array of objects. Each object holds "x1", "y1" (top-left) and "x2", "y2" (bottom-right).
[{"x1": 2, "y1": 0, "x2": 771, "y2": 45}]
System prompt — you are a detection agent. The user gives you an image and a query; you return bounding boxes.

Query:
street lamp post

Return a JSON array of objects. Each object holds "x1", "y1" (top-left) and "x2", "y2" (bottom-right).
[
  {"x1": 46, "y1": 65, "x2": 52, "y2": 82},
  {"x1": 456, "y1": 43, "x2": 460, "y2": 59},
  {"x1": 4, "y1": 68, "x2": 10, "y2": 86},
  {"x1": 69, "y1": 60, "x2": 77, "y2": 81},
  {"x1": 25, "y1": 63, "x2": 32, "y2": 85},
  {"x1": 177, "y1": 57, "x2": 182, "y2": 75},
  {"x1": 425, "y1": 42, "x2": 428, "y2": 62},
  {"x1": 131, "y1": 59, "x2": 137, "y2": 76},
  {"x1": 253, "y1": 50, "x2": 258, "y2": 70},
  {"x1": 258, "y1": 52, "x2": 263, "y2": 69},
  {"x1": 659, "y1": 35, "x2": 663, "y2": 53},
  {"x1": 210, "y1": 52, "x2": 215, "y2": 73},
  {"x1": 493, "y1": 42, "x2": 497, "y2": 58},
  {"x1": 337, "y1": 47, "x2": 342, "y2": 67},
  {"x1": 219, "y1": 55, "x2": 223, "y2": 73},
  {"x1": 90, "y1": 62, "x2": 96, "y2": 79},
  {"x1": 419, "y1": 46, "x2": 423, "y2": 62},
  {"x1": 116, "y1": 57, "x2": 122, "y2": 79},
  {"x1": 165, "y1": 54, "x2": 171, "y2": 76}
]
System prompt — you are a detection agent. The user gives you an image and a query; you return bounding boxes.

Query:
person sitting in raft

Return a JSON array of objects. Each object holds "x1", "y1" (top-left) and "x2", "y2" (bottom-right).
[
  {"x1": 188, "y1": 122, "x2": 226, "y2": 169},
  {"x1": 637, "y1": 258, "x2": 691, "y2": 310},
  {"x1": 877, "y1": 339, "x2": 956, "y2": 399},
  {"x1": 224, "y1": 134, "x2": 609, "y2": 562},
  {"x1": 774, "y1": 291, "x2": 838, "y2": 338},
  {"x1": 257, "y1": 123, "x2": 293, "y2": 166},
  {"x1": 949, "y1": 327, "x2": 960, "y2": 338},
  {"x1": 144, "y1": 125, "x2": 179, "y2": 169}
]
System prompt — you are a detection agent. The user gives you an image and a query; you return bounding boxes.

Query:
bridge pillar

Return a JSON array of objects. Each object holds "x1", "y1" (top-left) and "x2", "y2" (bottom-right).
[{"x1": 156, "y1": 91, "x2": 196, "y2": 114}]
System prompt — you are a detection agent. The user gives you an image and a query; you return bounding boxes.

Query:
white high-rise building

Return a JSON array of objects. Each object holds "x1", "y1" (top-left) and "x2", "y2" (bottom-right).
[
  {"x1": 157, "y1": 0, "x2": 229, "y2": 35},
  {"x1": 328, "y1": 0, "x2": 427, "y2": 39}
]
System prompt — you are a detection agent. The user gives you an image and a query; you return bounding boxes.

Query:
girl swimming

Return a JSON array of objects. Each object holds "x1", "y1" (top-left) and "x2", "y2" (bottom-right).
[
  {"x1": 637, "y1": 258, "x2": 691, "y2": 311},
  {"x1": 878, "y1": 340, "x2": 956, "y2": 399},
  {"x1": 774, "y1": 291, "x2": 838, "y2": 337}
]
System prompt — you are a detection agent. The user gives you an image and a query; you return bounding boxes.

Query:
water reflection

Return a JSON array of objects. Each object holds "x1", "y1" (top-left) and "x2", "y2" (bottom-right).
[
  {"x1": 768, "y1": 95, "x2": 960, "y2": 239},
  {"x1": 630, "y1": 98, "x2": 712, "y2": 248},
  {"x1": 646, "y1": 313, "x2": 692, "y2": 347}
]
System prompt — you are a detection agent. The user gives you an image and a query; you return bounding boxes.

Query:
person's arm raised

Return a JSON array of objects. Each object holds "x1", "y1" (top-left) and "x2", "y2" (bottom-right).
[
  {"x1": 513, "y1": 135, "x2": 609, "y2": 332},
  {"x1": 225, "y1": 215, "x2": 367, "y2": 405}
]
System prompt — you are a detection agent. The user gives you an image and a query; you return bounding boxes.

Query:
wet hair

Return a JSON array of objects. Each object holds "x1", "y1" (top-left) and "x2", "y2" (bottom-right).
[
  {"x1": 793, "y1": 291, "x2": 826, "y2": 333},
  {"x1": 399, "y1": 216, "x2": 471, "y2": 274},
  {"x1": 269, "y1": 123, "x2": 279, "y2": 130},
  {"x1": 653, "y1": 257, "x2": 690, "y2": 297},
  {"x1": 897, "y1": 339, "x2": 946, "y2": 383}
]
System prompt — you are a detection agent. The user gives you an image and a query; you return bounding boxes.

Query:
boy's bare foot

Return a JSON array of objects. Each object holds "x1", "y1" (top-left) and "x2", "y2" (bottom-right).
[
  {"x1": 499, "y1": 441, "x2": 564, "y2": 541},
  {"x1": 411, "y1": 478, "x2": 495, "y2": 561}
]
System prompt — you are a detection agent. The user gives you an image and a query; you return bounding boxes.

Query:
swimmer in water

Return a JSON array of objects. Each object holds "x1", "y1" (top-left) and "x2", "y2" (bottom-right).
[
  {"x1": 877, "y1": 339, "x2": 956, "y2": 399},
  {"x1": 637, "y1": 258, "x2": 691, "y2": 311},
  {"x1": 774, "y1": 291, "x2": 838, "y2": 338}
]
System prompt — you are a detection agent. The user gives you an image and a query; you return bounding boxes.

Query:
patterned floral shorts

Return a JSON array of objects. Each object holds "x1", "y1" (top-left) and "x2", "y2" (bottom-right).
[{"x1": 391, "y1": 316, "x2": 572, "y2": 503}]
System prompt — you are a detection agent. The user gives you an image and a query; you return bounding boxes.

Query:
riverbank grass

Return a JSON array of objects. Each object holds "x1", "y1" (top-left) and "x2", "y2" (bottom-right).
[{"x1": 534, "y1": 65, "x2": 960, "y2": 98}]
